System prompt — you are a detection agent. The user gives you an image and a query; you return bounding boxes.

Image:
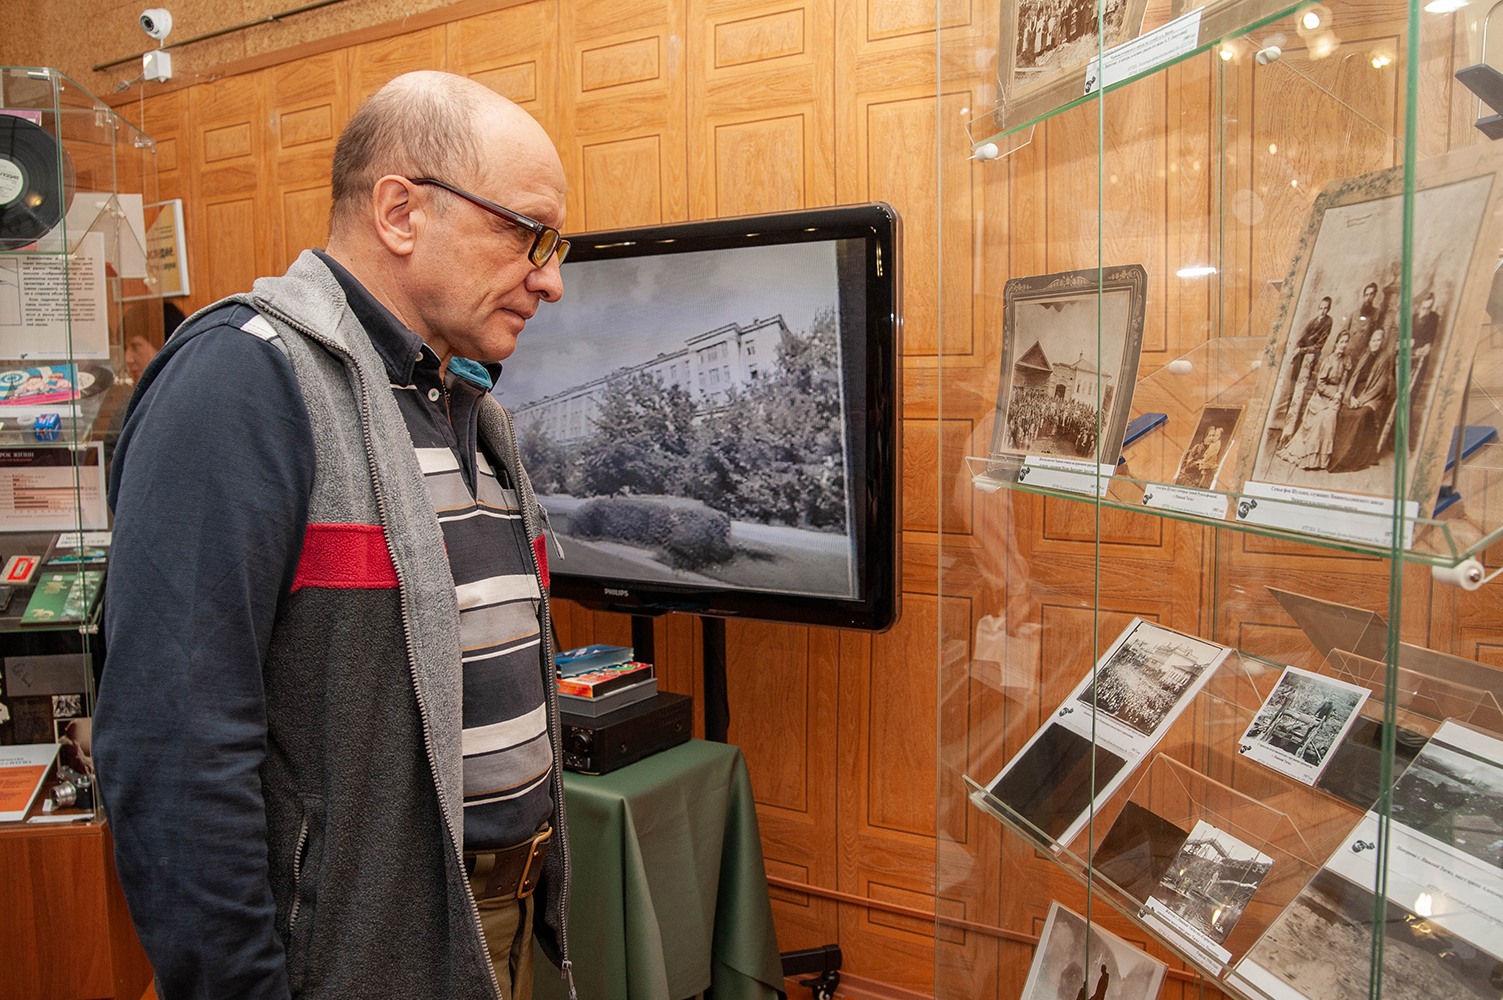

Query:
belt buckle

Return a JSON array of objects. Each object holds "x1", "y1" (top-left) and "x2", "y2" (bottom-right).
[{"x1": 516, "y1": 826, "x2": 552, "y2": 899}]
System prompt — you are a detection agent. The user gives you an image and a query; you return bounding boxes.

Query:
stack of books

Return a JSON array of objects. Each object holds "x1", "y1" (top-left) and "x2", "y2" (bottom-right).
[{"x1": 555, "y1": 644, "x2": 656, "y2": 718}]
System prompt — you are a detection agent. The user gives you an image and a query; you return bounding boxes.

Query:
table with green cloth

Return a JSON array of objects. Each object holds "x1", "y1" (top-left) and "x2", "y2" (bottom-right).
[{"x1": 533, "y1": 739, "x2": 785, "y2": 1000}]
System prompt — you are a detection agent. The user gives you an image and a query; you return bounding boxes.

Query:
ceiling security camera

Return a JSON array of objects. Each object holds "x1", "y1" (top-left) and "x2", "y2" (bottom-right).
[{"x1": 139, "y1": 8, "x2": 173, "y2": 41}]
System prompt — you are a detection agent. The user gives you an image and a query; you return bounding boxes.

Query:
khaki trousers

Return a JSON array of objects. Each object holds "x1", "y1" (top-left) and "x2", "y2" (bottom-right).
[{"x1": 468, "y1": 854, "x2": 536, "y2": 1000}]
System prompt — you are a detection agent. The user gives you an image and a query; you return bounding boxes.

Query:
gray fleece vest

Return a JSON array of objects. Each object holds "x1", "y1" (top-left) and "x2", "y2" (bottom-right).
[{"x1": 184, "y1": 250, "x2": 571, "y2": 999}]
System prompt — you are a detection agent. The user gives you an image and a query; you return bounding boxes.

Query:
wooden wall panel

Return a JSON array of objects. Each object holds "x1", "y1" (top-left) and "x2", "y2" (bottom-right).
[
  {"x1": 269, "y1": 52, "x2": 348, "y2": 272},
  {"x1": 185, "y1": 73, "x2": 272, "y2": 313},
  {"x1": 447, "y1": 2, "x2": 561, "y2": 139},
  {"x1": 348, "y1": 27, "x2": 449, "y2": 107},
  {"x1": 688, "y1": 0, "x2": 836, "y2": 218},
  {"x1": 560, "y1": 0, "x2": 688, "y2": 231}
]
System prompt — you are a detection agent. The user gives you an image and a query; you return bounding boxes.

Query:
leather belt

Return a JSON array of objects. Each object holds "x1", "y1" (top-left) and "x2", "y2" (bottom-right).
[{"x1": 465, "y1": 825, "x2": 552, "y2": 901}]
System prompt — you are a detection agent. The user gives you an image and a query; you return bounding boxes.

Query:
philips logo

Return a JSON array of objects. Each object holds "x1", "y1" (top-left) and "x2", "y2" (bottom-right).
[{"x1": 604, "y1": 587, "x2": 629, "y2": 596}]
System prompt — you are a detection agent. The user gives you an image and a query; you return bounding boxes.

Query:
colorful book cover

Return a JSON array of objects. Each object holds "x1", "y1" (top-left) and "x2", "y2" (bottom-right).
[{"x1": 557, "y1": 662, "x2": 654, "y2": 697}]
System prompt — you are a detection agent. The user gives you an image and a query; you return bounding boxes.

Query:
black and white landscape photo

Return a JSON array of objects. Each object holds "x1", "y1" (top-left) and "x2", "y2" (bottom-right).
[
  {"x1": 1238, "y1": 666, "x2": 1370, "y2": 785},
  {"x1": 496, "y1": 241, "x2": 856, "y2": 599},
  {"x1": 1148, "y1": 820, "x2": 1273, "y2": 947},
  {"x1": 1389, "y1": 731, "x2": 1503, "y2": 869},
  {"x1": 1021, "y1": 901, "x2": 1167, "y2": 1000},
  {"x1": 1077, "y1": 621, "x2": 1226, "y2": 737}
]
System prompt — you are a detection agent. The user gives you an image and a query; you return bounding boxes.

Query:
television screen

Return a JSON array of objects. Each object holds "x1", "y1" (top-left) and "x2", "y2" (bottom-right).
[{"x1": 493, "y1": 203, "x2": 901, "y2": 631}]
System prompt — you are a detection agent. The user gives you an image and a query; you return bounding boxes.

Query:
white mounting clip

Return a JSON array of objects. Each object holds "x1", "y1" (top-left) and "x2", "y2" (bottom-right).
[{"x1": 1432, "y1": 557, "x2": 1503, "y2": 591}]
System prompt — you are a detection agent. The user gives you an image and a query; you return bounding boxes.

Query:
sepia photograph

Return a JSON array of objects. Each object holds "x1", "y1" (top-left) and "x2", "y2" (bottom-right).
[
  {"x1": 1149, "y1": 820, "x2": 1273, "y2": 946},
  {"x1": 1388, "y1": 732, "x2": 1503, "y2": 869},
  {"x1": 50, "y1": 693, "x2": 82, "y2": 719},
  {"x1": 1076, "y1": 620, "x2": 1226, "y2": 737},
  {"x1": 496, "y1": 240, "x2": 858, "y2": 600},
  {"x1": 1238, "y1": 667, "x2": 1370, "y2": 785},
  {"x1": 1240, "y1": 868, "x2": 1503, "y2": 1000},
  {"x1": 1021, "y1": 901, "x2": 1167, "y2": 1000},
  {"x1": 989, "y1": 265, "x2": 1147, "y2": 468},
  {"x1": 996, "y1": 0, "x2": 1149, "y2": 118},
  {"x1": 1237, "y1": 146, "x2": 1503, "y2": 506},
  {"x1": 1173, "y1": 406, "x2": 1242, "y2": 490}
]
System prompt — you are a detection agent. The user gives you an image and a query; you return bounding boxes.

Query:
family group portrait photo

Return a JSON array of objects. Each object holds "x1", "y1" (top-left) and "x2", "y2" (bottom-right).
[{"x1": 1243, "y1": 169, "x2": 1496, "y2": 502}]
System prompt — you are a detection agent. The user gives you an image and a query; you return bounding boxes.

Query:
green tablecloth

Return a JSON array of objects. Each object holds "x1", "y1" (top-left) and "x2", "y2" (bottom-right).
[{"x1": 534, "y1": 739, "x2": 785, "y2": 1000}]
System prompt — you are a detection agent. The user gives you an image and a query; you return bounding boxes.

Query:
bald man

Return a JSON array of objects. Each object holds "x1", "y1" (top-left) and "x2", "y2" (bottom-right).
[{"x1": 95, "y1": 72, "x2": 573, "y2": 1000}]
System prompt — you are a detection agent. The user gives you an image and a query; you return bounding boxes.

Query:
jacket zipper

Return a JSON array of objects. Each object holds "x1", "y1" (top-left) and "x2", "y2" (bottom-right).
[
  {"x1": 494, "y1": 404, "x2": 575, "y2": 1000},
  {"x1": 255, "y1": 303, "x2": 507, "y2": 1000},
  {"x1": 287, "y1": 813, "x2": 311, "y2": 933}
]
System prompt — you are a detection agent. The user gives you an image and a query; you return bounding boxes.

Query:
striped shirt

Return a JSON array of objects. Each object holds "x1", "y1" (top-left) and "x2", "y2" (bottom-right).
[{"x1": 318, "y1": 251, "x2": 552, "y2": 851}]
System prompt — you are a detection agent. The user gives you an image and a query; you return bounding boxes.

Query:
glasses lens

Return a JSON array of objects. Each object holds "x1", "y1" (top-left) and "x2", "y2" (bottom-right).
[
  {"x1": 555, "y1": 239, "x2": 571, "y2": 265},
  {"x1": 532, "y1": 230, "x2": 559, "y2": 267}
]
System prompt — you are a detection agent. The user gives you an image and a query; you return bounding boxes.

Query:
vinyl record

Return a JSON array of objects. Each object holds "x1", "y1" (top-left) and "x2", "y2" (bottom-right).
[
  {"x1": 73, "y1": 363, "x2": 113, "y2": 398},
  {"x1": 0, "y1": 115, "x2": 75, "y2": 250}
]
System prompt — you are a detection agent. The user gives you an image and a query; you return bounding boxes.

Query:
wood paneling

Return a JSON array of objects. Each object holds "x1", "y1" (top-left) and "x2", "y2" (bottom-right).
[
  {"x1": 582, "y1": 137, "x2": 664, "y2": 229},
  {"x1": 447, "y1": 3, "x2": 559, "y2": 138}
]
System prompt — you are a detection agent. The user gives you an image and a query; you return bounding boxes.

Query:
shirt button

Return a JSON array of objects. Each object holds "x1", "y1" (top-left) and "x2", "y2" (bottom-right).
[{"x1": 428, "y1": 388, "x2": 441, "y2": 402}]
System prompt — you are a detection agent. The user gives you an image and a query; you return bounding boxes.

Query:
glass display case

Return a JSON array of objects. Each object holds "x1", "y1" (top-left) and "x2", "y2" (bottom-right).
[
  {"x1": 0, "y1": 67, "x2": 160, "y2": 822},
  {"x1": 935, "y1": 0, "x2": 1503, "y2": 997}
]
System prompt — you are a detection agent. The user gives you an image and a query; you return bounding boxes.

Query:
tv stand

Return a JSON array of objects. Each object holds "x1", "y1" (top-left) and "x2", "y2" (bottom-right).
[{"x1": 629, "y1": 613, "x2": 730, "y2": 743}]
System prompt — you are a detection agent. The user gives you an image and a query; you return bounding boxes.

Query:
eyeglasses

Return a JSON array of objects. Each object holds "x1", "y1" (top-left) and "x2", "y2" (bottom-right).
[{"x1": 409, "y1": 177, "x2": 570, "y2": 267}]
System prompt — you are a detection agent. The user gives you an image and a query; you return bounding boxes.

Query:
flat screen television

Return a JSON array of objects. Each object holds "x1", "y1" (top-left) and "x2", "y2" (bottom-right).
[{"x1": 492, "y1": 203, "x2": 901, "y2": 631}]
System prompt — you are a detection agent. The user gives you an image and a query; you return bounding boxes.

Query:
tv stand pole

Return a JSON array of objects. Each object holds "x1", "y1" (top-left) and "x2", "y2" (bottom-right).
[
  {"x1": 700, "y1": 617, "x2": 730, "y2": 743},
  {"x1": 628, "y1": 612, "x2": 729, "y2": 742}
]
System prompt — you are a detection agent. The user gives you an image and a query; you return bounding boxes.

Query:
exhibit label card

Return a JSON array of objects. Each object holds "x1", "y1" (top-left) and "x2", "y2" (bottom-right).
[
  {"x1": 0, "y1": 230, "x2": 110, "y2": 360},
  {"x1": 1238, "y1": 479, "x2": 1419, "y2": 549},
  {"x1": 0, "y1": 444, "x2": 107, "y2": 531},
  {"x1": 985, "y1": 619, "x2": 1231, "y2": 849},
  {"x1": 1084, "y1": 7, "x2": 1203, "y2": 96},
  {"x1": 1236, "y1": 666, "x2": 1370, "y2": 786},
  {"x1": 1018, "y1": 455, "x2": 1117, "y2": 498},
  {"x1": 1143, "y1": 483, "x2": 1230, "y2": 520},
  {"x1": 1236, "y1": 721, "x2": 1503, "y2": 1000},
  {"x1": 1142, "y1": 820, "x2": 1274, "y2": 971}
]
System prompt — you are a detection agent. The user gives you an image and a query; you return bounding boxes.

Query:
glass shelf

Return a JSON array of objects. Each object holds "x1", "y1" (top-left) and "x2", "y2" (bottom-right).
[
  {"x1": 965, "y1": 335, "x2": 1503, "y2": 566},
  {"x1": 969, "y1": 0, "x2": 1322, "y2": 148}
]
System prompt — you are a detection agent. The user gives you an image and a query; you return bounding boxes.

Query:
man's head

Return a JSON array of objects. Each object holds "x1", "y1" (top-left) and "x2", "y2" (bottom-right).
[
  {"x1": 1419, "y1": 291, "x2": 1435, "y2": 312},
  {"x1": 1318, "y1": 296, "x2": 1331, "y2": 316},
  {"x1": 1362, "y1": 282, "x2": 1378, "y2": 302},
  {"x1": 326, "y1": 71, "x2": 566, "y2": 364}
]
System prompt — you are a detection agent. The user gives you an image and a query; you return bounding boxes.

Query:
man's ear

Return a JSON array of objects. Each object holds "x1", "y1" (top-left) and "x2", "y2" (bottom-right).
[{"x1": 371, "y1": 175, "x2": 420, "y2": 257}]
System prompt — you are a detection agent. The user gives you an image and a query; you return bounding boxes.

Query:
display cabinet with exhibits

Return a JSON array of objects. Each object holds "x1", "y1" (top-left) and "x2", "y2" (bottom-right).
[
  {"x1": 0, "y1": 67, "x2": 162, "y2": 823},
  {"x1": 934, "y1": 0, "x2": 1503, "y2": 997}
]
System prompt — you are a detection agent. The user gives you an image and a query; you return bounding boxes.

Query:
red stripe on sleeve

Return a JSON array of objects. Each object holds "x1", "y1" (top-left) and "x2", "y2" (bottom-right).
[
  {"x1": 532, "y1": 535, "x2": 550, "y2": 589},
  {"x1": 292, "y1": 523, "x2": 399, "y2": 591}
]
